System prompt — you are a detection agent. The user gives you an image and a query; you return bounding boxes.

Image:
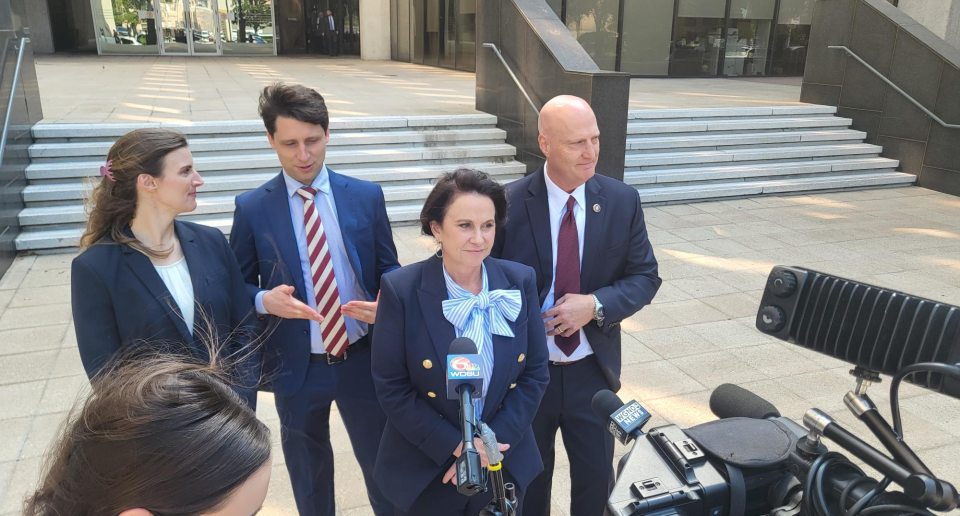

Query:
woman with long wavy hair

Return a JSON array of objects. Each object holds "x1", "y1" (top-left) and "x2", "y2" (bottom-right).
[
  {"x1": 23, "y1": 342, "x2": 273, "y2": 516},
  {"x1": 71, "y1": 128, "x2": 261, "y2": 407}
]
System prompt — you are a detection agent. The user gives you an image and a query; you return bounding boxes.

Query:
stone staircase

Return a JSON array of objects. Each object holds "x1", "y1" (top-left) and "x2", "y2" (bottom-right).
[
  {"x1": 17, "y1": 106, "x2": 915, "y2": 251},
  {"x1": 625, "y1": 105, "x2": 914, "y2": 203},
  {"x1": 18, "y1": 114, "x2": 523, "y2": 251}
]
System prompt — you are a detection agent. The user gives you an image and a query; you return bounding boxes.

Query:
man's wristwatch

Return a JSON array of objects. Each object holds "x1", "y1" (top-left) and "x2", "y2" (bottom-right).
[{"x1": 591, "y1": 294, "x2": 605, "y2": 326}]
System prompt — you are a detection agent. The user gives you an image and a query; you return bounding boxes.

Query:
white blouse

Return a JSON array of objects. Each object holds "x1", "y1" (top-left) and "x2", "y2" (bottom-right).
[{"x1": 154, "y1": 257, "x2": 195, "y2": 335}]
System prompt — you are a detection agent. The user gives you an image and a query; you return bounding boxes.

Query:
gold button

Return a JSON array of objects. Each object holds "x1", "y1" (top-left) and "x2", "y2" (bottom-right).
[
  {"x1": 423, "y1": 359, "x2": 433, "y2": 369},
  {"x1": 518, "y1": 353, "x2": 525, "y2": 363},
  {"x1": 427, "y1": 392, "x2": 436, "y2": 398},
  {"x1": 510, "y1": 383, "x2": 517, "y2": 389}
]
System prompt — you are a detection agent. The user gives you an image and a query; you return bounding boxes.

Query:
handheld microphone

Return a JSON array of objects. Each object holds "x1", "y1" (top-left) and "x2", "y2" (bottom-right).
[
  {"x1": 446, "y1": 337, "x2": 483, "y2": 400},
  {"x1": 710, "y1": 383, "x2": 781, "y2": 420},
  {"x1": 446, "y1": 337, "x2": 485, "y2": 496},
  {"x1": 591, "y1": 390, "x2": 652, "y2": 445}
]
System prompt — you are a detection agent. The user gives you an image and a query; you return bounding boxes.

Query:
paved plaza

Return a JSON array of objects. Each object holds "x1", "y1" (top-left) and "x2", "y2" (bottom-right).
[
  {"x1": 35, "y1": 55, "x2": 804, "y2": 124},
  {"x1": 2, "y1": 186, "x2": 960, "y2": 515}
]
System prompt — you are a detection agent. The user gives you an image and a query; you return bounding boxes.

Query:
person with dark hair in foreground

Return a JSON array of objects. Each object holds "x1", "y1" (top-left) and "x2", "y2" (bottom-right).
[
  {"x1": 372, "y1": 168, "x2": 550, "y2": 515},
  {"x1": 71, "y1": 128, "x2": 261, "y2": 408},
  {"x1": 230, "y1": 82, "x2": 400, "y2": 516},
  {"x1": 492, "y1": 95, "x2": 661, "y2": 516},
  {"x1": 23, "y1": 348, "x2": 272, "y2": 516}
]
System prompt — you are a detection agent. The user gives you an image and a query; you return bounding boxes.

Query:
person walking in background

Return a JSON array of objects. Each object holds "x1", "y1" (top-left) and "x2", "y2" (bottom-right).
[
  {"x1": 71, "y1": 128, "x2": 261, "y2": 408},
  {"x1": 371, "y1": 168, "x2": 550, "y2": 515},
  {"x1": 231, "y1": 83, "x2": 399, "y2": 516},
  {"x1": 492, "y1": 95, "x2": 662, "y2": 516}
]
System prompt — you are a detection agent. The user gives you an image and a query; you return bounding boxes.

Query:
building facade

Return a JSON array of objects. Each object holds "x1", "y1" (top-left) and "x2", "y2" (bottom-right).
[
  {"x1": 388, "y1": 0, "x2": 815, "y2": 77},
  {"x1": 25, "y1": 0, "x2": 958, "y2": 76}
]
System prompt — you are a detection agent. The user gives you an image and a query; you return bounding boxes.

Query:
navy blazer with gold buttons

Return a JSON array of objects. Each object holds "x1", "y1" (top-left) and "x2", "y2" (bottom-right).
[{"x1": 370, "y1": 255, "x2": 550, "y2": 512}]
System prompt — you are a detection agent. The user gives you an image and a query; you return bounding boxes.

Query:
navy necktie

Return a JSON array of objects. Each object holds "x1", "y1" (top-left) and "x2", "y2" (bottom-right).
[{"x1": 555, "y1": 195, "x2": 581, "y2": 356}]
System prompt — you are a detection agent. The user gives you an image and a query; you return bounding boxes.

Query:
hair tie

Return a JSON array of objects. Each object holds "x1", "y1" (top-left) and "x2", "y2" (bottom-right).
[{"x1": 99, "y1": 160, "x2": 115, "y2": 182}]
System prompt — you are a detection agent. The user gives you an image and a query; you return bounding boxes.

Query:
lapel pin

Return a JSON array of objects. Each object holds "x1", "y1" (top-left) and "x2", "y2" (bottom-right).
[{"x1": 593, "y1": 204, "x2": 601, "y2": 213}]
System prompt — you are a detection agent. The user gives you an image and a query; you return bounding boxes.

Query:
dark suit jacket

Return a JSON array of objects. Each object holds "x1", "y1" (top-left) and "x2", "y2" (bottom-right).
[
  {"x1": 371, "y1": 255, "x2": 550, "y2": 511},
  {"x1": 230, "y1": 169, "x2": 400, "y2": 397},
  {"x1": 491, "y1": 166, "x2": 662, "y2": 392},
  {"x1": 71, "y1": 220, "x2": 261, "y2": 406}
]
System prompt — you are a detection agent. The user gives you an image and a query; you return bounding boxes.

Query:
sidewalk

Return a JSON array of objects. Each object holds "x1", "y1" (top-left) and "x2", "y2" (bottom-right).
[
  {"x1": 3, "y1": 188, "x2": 960, "y2": 515},
  {"x1": 34, "y1": 55, "x2": 804, "y2": 124}
]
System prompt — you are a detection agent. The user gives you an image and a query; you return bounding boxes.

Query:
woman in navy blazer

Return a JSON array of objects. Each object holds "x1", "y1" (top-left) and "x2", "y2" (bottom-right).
[
  {"x1": 71, "y1": 129, "x2": 261, "y2": 407},
  {"x1": 371, "y1": 169, "x2": 550, "y2": 515}
]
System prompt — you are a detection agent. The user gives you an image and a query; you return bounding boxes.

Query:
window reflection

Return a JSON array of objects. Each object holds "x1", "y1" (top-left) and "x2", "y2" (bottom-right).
[
  {"x1": 671, "y1": 0, "x2": 726, "y2": 76},
  {"x1": 93, "y1": 0, "x2": 159, "y2": 54},
  {"x1": 565, "y1": 0, "x2": 620, "y2": 71},
  {"x1": 219, "y1": 0, "x2": 275, "y2": 55},
  {"x1": 723, "y1": 0, "x2": 775, "y2": 76},
  {"x1": 771, "y1": 0, "x2": 813, "y2": 76},
  {"x1": 620, "y1": 0, "x2": 673, "y2": 76},
  {"x1": 456, "y1": 0, "x2": 476, "y2": 71}
]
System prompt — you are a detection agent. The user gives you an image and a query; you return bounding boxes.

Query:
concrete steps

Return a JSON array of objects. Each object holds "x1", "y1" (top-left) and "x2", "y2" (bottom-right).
[
  {"x1": 624, "y1": 105, "x2": 913, "y2": 204},
  {"x1": 17, "y1": 114, "x2": 522, "y2": 251},
  {"x1": 16, "y1": 106, "x2": 915, "y2": 251}
]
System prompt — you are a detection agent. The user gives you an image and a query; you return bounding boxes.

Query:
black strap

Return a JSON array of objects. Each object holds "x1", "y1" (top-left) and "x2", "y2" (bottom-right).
[{"x1": 725, "y1": 462, "x2": 746, "y2": 516}]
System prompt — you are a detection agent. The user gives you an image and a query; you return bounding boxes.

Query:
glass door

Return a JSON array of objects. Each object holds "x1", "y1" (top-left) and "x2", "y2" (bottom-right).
[
  {"x1": 159, "y1": 0, "x2": 191, "y2": 54},
  {"x1": 219, "y1": 0, "x2": 275, "y2": 55},
  {"x1": 159, "y1": 0, "x2": 221, "y2": 55},
  {"x1": 189, "y1": 0, "x2": 220, "y2": 54},
  {"x1": 671, "y1": 0, "x2": 726, "y2": 76},
  {"x1": 723, "y1": 0, "x2": 775, "y2": 76}
]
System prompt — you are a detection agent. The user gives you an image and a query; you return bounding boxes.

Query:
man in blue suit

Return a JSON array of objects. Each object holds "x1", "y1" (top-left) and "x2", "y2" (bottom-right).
[
  {"x1": 230, "y1": 83, "x2": 400, "y2": 516},
  {"x1": 492, "y1": 95, "x2": 662, "y2": 516}
]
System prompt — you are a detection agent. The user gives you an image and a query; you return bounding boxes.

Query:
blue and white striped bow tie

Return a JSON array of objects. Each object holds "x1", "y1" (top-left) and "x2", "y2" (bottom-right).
[{"x1": 442, "y1": 288, "x2": 522, "y2": 338}]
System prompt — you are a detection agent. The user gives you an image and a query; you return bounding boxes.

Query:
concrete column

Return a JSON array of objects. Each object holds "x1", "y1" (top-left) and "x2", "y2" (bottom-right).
[{"x1": 360, "y1": 0, "x2": 391, "y2": 60}]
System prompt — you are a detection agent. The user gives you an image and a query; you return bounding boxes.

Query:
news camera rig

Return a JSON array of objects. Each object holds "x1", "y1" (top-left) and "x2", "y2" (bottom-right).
[{"x1": 601, "y1": 266, "x2": 960, "y2": 516}]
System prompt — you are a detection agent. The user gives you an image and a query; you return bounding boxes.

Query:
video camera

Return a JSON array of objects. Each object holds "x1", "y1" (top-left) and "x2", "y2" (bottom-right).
[{"x1": 601, "y1": 266, "x2": 960, "y2": 516}]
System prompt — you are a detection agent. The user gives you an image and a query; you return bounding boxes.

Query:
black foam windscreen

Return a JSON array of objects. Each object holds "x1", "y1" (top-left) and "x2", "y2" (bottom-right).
[
  {"x1": 448, "y1": 337, "x2": 478, "y2": 355},
  {"x1": 710, "y1": 383, "x2": 781, "y2": 420},
  {"x1": 756, "y1": 266, "x2": 960, "y2": 399},
  {"x1": 591, "y1": 389, "x2": 624, "y2": 421}
]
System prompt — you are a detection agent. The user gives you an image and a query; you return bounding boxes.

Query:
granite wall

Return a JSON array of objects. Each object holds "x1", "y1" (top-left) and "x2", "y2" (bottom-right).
[
  {"x1": 0, "y1": 0, "x2": 43, "y2": 277},
  {"x1": 801, "y1": 0, "x2": 960, "y2": 195},
  {"x1": 475, "y1": 0, "x2": 631, "y2": 180}
]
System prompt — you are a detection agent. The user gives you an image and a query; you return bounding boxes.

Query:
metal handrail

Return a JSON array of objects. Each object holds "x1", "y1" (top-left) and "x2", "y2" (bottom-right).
[
  {"x1": 0, "y1": 37, "x2": 27, "y2": 164},
  {"x1": 482, "y1": 43, "x2": 540, "y2": 115},
  {"x1": 829, "y1": 45, "x2": 959, "y2": 129}
]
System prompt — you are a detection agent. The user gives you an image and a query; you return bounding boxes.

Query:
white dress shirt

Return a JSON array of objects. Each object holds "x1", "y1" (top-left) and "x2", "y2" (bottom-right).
[
  {"x1": 254, "y1": 165, "x2": 369, "y2": 354},
  {"x1": 541, "y1": 164, "x2": 595, "y2": 362}
]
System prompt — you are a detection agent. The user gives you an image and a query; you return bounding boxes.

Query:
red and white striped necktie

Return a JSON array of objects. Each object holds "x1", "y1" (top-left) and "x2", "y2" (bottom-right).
[{"x1": 297, "y1": 187, "x2": 349, "y2": 357}]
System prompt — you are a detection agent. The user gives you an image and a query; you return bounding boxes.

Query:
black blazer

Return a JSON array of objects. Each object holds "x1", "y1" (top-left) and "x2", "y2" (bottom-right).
[
  {"x1": 71, "y1": 220, "x2": 261, "y2": 406},
  {"x1": 371, "y1": 256, "x2": 550, "y2": 512},
  {"x1": 491, "y1": 166, "x2": 662, "y2": 391}
]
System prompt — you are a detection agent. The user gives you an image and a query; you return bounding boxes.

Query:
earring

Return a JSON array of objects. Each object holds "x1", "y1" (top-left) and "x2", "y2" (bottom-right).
[{"x1": 436, "y1": 246, "x2": 443, "y2": 258}]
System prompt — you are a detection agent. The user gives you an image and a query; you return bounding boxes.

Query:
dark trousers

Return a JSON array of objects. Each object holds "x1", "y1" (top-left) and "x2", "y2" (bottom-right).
[
  {"x1": 522, "y1": 355, "x2": 615, "y2": 516},
  {"x1": 323, "y1": 31, "x2": 338, "y2": 56},
  {"x1": 395, "y1": 467, "x2": 524, "y2": 516},
  {"x1": 275, "y1": 337, "x2": 392, "y2": 516}
]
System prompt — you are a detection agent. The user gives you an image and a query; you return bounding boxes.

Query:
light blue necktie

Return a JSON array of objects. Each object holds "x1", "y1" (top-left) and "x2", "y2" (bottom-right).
[{"x1": 442, "y1": 265, "x2": 522, "y2": 415}]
